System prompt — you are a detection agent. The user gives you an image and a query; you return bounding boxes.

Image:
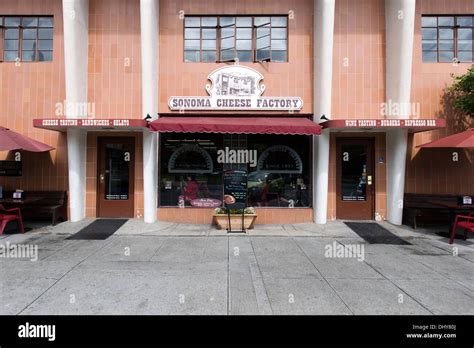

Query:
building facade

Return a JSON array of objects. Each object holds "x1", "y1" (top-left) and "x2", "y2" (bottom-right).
[{"x1": 0, "y1": 0, "x2": 472, "y2": 225}]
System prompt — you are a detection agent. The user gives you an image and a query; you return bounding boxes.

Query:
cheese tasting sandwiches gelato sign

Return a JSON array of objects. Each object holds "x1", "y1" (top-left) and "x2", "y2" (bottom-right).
[{"x1": 169, "y1": 66, "x2": 303, "y2": 111}]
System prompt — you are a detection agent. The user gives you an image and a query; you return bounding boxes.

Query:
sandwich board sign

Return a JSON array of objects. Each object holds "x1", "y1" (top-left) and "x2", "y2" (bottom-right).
[{"x1": 223, "y1": 170, "x2": 248, "y2": 232}]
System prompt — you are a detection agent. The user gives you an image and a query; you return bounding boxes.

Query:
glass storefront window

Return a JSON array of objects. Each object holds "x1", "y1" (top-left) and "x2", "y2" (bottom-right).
[
  {"x1": 247, "y1": 135, "x2": 311, "y2": 208},
  {"x1": 159, "y1": 133, "x2": 311, "y2": 208},
  {"x1": 159, "y1": 134, "x2": 223, "y2": 207}
]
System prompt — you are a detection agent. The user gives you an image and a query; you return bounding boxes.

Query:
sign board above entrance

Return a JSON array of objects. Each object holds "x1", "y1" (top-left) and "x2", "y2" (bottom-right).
[
  {"x1": 33, "y1": 119, "x2": 148, "y2": 132},
  {"x1": 168, "y1": 66, "x2": 303, "y2": 111},
  {"x1": 320, "y1": 119, "x2": 446, "y2": 133}
]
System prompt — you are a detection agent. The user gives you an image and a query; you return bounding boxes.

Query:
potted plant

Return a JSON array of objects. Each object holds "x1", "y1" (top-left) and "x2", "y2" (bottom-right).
[{"x1": 213, "y1": 207, "x2": 257, "y2": 231}]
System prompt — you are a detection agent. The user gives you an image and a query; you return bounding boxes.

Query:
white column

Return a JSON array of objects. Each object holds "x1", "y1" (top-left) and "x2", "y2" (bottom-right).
[
  {"x1": 63, "y1": 0, "x2": 88, "y2": 222},
  {"x1": 385, "y1": 0, "x2": 416, "y2": 224},
  {"x1": 67, "y1": 128, "x2": 87, "y2": 221},
  {"x1": 140, "y1": 0, "x2": 159, "y2": 223},
  {"x1": 386, "y1": 129, "x2": 408, "y2": 224},
  {"x1": 313, "y1": 0, "x2": 335, "y2": 224}
]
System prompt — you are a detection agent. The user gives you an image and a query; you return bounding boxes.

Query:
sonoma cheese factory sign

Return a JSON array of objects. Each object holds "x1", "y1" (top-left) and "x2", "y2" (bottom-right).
[{"x1": 168, "y1": 65, "x2": 303, "y2": 111}]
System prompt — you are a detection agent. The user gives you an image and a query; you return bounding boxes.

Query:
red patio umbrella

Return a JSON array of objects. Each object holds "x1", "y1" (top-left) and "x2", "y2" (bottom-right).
[
  {"x1": 0, "y1": 127, "x2": 54, "y2": 152},
  {"x1": 417, "y1": 128, "x2": 474, "y2": 148}
]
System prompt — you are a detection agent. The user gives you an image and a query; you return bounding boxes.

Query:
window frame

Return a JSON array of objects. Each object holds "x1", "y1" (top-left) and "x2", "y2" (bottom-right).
[
  {"x1": 183, "y1": 15, "x2": 289, "y2": 63},
  {"x1": 219, "y1": 18, "x2": 237, "y2": 62},
  {"x1": 0, "y1": 17, "x2": 3, "y2": 62},
  {"x1": 421, "y1": 15, "x2": 474, "y2": 63},
  {"x1": 0, "y1": 15, "x2": 54, "y2": 63},
  {"x1": 254, "y1": 19, "x2": 271, "y2": 62}
]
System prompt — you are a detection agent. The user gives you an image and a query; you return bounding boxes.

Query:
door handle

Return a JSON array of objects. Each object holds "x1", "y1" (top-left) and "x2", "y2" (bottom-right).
[
  {"x1": 99, "y1": 174, "x2": 105, "y2": 183},
  {"x1": 367, "y1": 175, "x2": 372, "y2": 186}
]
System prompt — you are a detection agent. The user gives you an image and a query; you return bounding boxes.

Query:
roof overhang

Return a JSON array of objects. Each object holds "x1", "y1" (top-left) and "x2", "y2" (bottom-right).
[
  {"x1": 320, "y1": 119, "x2": 446, "y2": 133},
  {"x1": 33, "y1": 118, "x2": 148, "y2": 132},
  {"x1": 149, "y1": 116, "x2": 321, "y2": 135}
]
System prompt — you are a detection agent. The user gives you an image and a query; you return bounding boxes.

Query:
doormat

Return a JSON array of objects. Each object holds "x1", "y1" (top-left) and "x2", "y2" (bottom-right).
[
  {"x1": 67, "y1": 219, "x2": 128, "y2": 240},
  {"x1": 344, "y1": 222, "x2": 411, "y2": 245}
]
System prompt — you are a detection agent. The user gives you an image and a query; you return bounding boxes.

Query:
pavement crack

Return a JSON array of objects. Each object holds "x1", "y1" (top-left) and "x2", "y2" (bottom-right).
[{"x1": 147, "y1": 237, "x2": 167, "y2": 261}]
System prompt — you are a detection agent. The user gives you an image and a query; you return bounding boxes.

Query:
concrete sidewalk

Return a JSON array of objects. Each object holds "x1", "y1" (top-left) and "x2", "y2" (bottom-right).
[{"x1": 1, "y1": 220, "x2": 473, "y2": 315}]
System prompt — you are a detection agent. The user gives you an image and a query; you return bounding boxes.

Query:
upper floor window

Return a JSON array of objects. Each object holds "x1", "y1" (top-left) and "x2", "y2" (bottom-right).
[
  {"x1": 184, "y1": 16, "x2": 288, "y2": 63},
  {"x1": 0, "y1": 16, "x2": 54, "y2": 62},
  {"x1": 422, "y1": 15, "x2": 473, "y2": 63}
]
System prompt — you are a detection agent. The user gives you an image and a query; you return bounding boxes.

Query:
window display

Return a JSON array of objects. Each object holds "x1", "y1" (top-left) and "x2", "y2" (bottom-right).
[
  {"x1": 247, "y1": 135, "x2": 310, "y2": 208},
  {"x1": 159, "y1": 134, "x2": 223, "y2": 207},
  {"x1": 159, "y1": 133, "x2": 311, "y2": 208}
]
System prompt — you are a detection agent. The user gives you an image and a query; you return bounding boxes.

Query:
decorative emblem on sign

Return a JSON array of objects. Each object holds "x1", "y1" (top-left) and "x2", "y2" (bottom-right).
[
  {"x1": 168, "y1": 65, "x2": 303, "y2": 111},
  {"x1": 206, "y1": 65, "x2": 265, "y2": 97},
  {"x1": 168, "y1": 145, "x2": 213, "y2": 173},
  {"x1": 257, "y1": 145, "x2": 303, "y2": 174}
]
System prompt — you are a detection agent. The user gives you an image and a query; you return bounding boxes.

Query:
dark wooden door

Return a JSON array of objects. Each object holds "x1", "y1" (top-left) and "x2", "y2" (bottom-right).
[
  {"x1": 97, "y1": 137, "x2": 135, "y2": 218},
  {"x1": 336, "y1": 138, "x2": 375, "y2": 220}
]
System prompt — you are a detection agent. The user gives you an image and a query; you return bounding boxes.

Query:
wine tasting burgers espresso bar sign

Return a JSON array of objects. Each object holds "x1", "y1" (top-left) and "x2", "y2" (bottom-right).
[{"x1": 168, "y1": 65, "x2": 303, "y2": 111}]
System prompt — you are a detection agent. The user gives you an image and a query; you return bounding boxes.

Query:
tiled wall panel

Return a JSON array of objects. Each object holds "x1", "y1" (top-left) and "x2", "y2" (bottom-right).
[
  {"x1": 88, "y1": 0, "x2": 142, "y2": 119},
  {"x1": 332, "y1": 0, "x2": 386, "y2": 120},
  {"x1": 158, "y1": 0, "x2": 313, "y2": 115},
  {"x1": 0, "y1": 0, "x2": 67, "y2": 196},
  {"x1": 408, "y1": 0, "x2": 474, "y2": 195}
]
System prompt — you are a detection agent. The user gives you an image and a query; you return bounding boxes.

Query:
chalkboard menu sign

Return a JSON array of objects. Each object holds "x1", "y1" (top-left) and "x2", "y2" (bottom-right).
[
  {"x1": 223, "y1": 170, "x2": 247, "y2": 209},
  {"x1": 0, "y1": 161, "x2": 22, "y2": 176}
]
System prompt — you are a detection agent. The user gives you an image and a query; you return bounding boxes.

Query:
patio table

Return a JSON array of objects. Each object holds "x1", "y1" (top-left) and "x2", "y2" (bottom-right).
[
  {"x1": 428, "y1": 200, "x2": 474, "y2": 235},
  {"x1": 0, "y1": 197, "x2": 43, "y2": 205},
  {"x1": 0, "y1": 197, "x2": 44, "y2": 232}
]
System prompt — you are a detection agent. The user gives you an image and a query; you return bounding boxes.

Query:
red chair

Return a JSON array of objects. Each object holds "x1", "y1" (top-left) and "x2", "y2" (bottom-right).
[
  {"x1": 0, "y1": 204, "x2": 25, "y2": 235},
  {"x1": 449, "y1": 213, "x2": 474, "y2": 244}
]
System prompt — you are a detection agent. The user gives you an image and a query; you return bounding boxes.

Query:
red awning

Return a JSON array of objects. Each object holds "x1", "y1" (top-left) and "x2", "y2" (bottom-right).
[
  {"x1": 0, "y1": 127, "x2": 54, "y2": 152},
  {"x1": 417, "y1": 128, "x2": 474, "y2": 148},
  {"x1": 149, "y1": 117, "x2": 321, "y2": 135}
]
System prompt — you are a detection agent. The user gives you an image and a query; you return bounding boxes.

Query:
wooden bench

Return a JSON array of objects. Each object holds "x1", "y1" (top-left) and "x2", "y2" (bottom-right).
[
  {"x1": 2, "y1": 191, "x2": 67, "y2": 225},
  {"x1": 403, "y1": 193, "x2": 457, "y2": 229}
]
